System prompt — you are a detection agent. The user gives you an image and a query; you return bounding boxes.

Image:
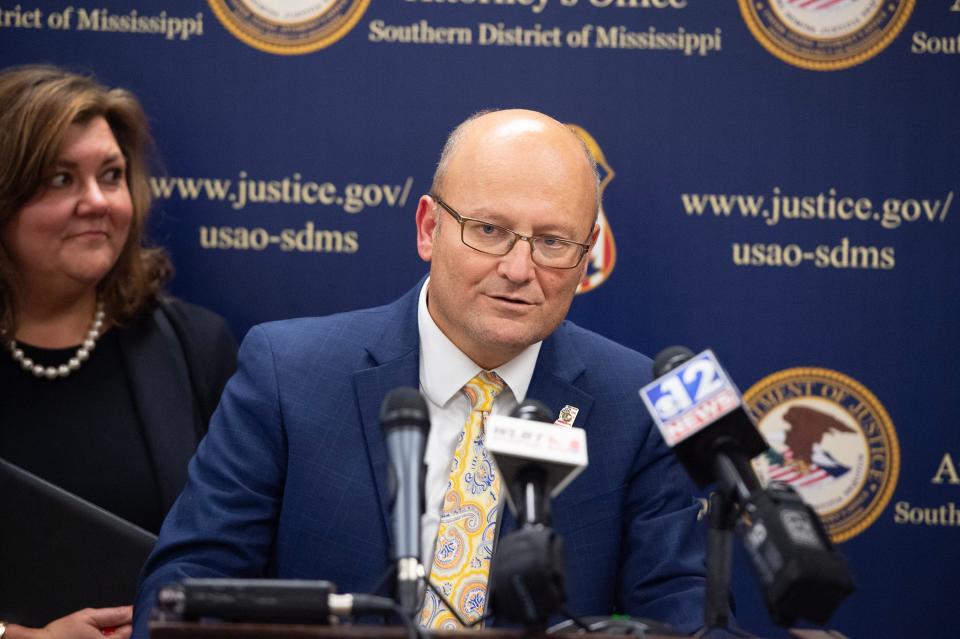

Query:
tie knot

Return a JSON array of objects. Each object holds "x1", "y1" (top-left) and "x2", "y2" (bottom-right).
[{"x1": 463, "y1": 370, "x2": 504, "y2": 412}]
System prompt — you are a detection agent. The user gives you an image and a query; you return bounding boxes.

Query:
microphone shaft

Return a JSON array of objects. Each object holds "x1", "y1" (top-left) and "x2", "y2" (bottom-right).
[{"x1": 386, "y1": 426, "x2": 424, "y2": 560}]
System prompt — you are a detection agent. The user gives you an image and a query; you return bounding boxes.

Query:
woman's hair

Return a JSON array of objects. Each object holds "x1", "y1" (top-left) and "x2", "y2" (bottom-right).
[{"x1": 0, "y1": 64, "x2": 172, "y2": 334}]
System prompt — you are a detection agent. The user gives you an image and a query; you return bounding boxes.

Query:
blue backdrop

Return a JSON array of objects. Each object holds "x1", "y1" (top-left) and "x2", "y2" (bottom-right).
[{"x1": 3, "y1": 1, "x2": 958, "y2": 636}]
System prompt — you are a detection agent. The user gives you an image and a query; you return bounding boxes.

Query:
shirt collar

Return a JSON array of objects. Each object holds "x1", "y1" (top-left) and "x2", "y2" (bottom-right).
[{"x1": 417, "y1": 277, "x2": 541, "y2": 407}]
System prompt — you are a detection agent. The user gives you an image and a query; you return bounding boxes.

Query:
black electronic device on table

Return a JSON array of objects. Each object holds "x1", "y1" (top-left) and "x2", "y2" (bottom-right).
[{"x1": 0, "y1": 457, "x2": 157, "y2": 626}]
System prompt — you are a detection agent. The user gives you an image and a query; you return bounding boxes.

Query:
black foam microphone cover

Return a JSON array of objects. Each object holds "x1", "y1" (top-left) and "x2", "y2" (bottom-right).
[{"x1": 489, "y1": 527, "x2": 566, "y2": 626}]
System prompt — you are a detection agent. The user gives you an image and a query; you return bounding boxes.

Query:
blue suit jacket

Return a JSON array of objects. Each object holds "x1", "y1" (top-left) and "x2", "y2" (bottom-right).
[{"x1": 133, "y1": 282, "x2": 706, "y2": 636}]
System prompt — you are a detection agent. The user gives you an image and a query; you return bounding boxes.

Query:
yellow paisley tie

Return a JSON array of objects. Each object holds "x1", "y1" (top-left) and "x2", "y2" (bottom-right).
[{"x1": 420, "y1": 370, "x2": 505, "y2": 630}]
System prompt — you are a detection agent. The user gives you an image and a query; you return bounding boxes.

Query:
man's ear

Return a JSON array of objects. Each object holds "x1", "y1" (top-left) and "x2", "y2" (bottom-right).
[{"x1": 416, "y1": 195, "x2": 439, "y2": 262}]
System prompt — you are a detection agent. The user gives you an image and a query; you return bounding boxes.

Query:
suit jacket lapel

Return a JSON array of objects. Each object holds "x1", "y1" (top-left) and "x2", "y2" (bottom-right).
[
  {"x1": 498, "y1": 322, "x2": 595, "y2": 537},
  {"x1": 353, "y1": 282, "x2": 424, "y2": 552},
  {"x1": 117, "y1": 310, "x2": 198, "y2": 513},
  {"x1": 526, "y1": 323, "x2": 594, "y2": 425}
]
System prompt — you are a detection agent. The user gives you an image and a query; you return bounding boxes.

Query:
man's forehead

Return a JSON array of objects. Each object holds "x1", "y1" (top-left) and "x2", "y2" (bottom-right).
[
  {"x1": 452, "y1": 122, "x2": 585, "y2": 176},
  {"x1": 438, "y1": 110, "x2": 597, "y2": 221}
]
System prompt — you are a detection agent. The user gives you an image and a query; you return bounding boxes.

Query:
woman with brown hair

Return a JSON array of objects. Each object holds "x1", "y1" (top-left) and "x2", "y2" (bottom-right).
[{"x1": 0, "y1": 65, "x2": 237, "y2": 638}]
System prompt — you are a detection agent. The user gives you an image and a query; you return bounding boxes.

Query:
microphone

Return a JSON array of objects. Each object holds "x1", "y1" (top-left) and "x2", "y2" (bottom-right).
[
  {"x1": 379, "y1": 387, "x2": 430, "y2": 617},
  {"x1": 485, "y1": 399, "x2": 588, "y2": 627},
  {"x1": 646, "y1": 346, "x2": 767, "y2": 488},
  {"x1": 640, "y1": 347, "x2": 854, "y2": 626},
  {"x1": 155, "y1": 579, "x2": 395, "y2": 623},
  {"x1": 486, "y1": 400, "x2": 588, "y2": 525}
]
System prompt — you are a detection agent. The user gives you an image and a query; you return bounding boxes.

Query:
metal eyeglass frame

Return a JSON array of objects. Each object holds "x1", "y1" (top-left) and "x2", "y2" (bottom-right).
[{"x1": 430, "y1": 194, "x2": 593, "y2": 269}]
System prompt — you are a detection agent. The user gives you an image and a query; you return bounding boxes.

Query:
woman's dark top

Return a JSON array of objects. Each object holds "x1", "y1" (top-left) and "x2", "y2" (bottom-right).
[
  {"x1": 0, "y1": 330, "x2": 166, "y2": 533},
  {"x1": 0, "y1": 298, "x2": 238, "y2": 536}
]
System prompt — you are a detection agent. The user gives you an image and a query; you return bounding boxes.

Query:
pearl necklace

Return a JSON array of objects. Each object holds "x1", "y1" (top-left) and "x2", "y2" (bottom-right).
[{"x1": 5, "y1": 302, "x2": 106, "y2": 380}]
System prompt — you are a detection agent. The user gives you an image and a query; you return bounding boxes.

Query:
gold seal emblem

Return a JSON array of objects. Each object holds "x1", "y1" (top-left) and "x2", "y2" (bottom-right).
[
  {"x1": 208, "y1": 0, "x2": 370, "y2": 55},
  {"x1": 568, "y1": 125, "x2": 617, "y2": 295},
  {"x1": 738, "y1": 0, "x2": 915, "y2": 71},
  {"x1": 744, "y1": 367, "x2": 900, "y2": 542}
]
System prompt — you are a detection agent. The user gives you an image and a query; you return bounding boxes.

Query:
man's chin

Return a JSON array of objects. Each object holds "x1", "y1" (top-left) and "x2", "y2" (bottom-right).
[{"x1": 475, "y1": 321, "x2": 547, "y2": 354}]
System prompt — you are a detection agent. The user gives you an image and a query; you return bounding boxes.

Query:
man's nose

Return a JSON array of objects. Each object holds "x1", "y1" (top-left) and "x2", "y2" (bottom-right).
[{"x1": 497, "y1": 237, "x2": 537, "y2": 283}]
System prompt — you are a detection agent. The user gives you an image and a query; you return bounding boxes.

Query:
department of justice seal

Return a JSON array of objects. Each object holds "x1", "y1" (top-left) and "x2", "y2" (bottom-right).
[
  {"x1": 744, "y1": 367, "x2": 900, "y2": 542},
  {"x1": 738, "y1": 0, "x2": 914, "y2": 71},
  {"x1": 568, "y1": 125, "x2": 616, "y2": 295},
  {"x1": 208, "y1": 0, "x2": 369, "y2": 55}
]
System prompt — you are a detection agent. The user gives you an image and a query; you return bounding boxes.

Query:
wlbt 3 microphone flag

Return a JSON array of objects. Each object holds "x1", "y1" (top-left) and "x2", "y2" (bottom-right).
[
  {"x1": 484, "y1": 400, "x2": 588, "y2": 627},
  {"x1": 486, "y1": 399, "x2": 588, "y2": 525}
]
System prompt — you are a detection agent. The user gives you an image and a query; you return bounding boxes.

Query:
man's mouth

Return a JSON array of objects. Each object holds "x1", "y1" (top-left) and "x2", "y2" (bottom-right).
[{"x1": 487, "y1": 294, "x2": 537, "y2": 306}]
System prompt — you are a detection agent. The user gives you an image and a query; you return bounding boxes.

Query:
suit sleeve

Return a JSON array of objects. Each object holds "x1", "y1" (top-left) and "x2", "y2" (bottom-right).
[
  {"x1": 617, "y1": 413, "x2": 708, "y2": 633},
  {"x1": 132, "y1": 325, "x2": 285, "y2": 638}
]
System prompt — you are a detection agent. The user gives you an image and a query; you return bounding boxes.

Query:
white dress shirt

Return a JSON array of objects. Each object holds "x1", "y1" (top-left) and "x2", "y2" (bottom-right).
[{"x1": 416, "y1": 278, "x2": 542, "y2": 564}]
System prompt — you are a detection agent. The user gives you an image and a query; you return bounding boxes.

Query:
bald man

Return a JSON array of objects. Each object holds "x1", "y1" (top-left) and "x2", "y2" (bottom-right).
[{"x1": 134, "y1": 110, "x2": 707, "y2": 636}]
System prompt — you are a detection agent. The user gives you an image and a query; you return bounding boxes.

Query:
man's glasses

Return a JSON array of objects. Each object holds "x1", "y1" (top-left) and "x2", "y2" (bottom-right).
[{"x1": 431, "y1": 194, "x2": 592, "y2": 270}]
